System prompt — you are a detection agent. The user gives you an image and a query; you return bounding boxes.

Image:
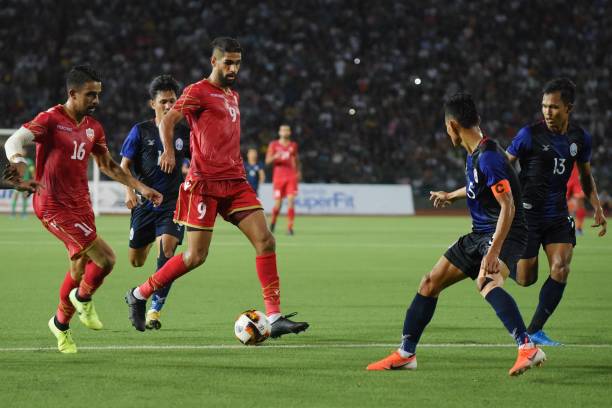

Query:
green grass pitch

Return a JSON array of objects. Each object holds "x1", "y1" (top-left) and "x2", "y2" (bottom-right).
[{"x1": 0, "y1": 214, "x2": 611, "y2": 407}]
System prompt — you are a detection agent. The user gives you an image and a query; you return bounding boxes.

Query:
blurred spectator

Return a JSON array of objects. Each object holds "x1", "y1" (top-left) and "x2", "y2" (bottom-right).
[{"x1": 1, "y1": 0, "x2": 610, "y2": 199}]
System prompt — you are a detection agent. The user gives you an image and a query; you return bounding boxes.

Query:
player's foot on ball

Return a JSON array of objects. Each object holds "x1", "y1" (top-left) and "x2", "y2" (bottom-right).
[
  {"x1": 529, "y1": 330, "x2": 563, "y2": 346},
  {"x1": 48, "y1": 317, "x2": 77, "y2": 354},
  {"x1": 125, "y1": 288, "x2": 147, "y2": 332},
  {"x1": 270, "y1": 312, "x2": 309, "y2": 338},
  {"x1": 69, "y1": 288, "x2": 103, "y2": 330},
  {"x1": 366, "y1": 351, "x2": 417, "y2": 371},
  {"x1": 269, "y1": 223, "x2": 276, "y2": 233},
  {"x1": 145, "y1": 310, "x2": 162, "y2": 330},
  {"x1": 509, "y1": 345, "x2": 546, "y2": 376},
  {"x1": 287, "y1": 228, "x2": 294, "y2": 236}
]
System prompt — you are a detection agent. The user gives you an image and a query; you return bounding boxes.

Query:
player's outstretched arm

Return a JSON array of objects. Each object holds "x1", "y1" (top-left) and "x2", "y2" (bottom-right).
[
  {"x1": 482, "y1": 185, "x2": 515, "y2": 275},
  {"x1": 577, "y1": 162, "x2": 607, "y2": 236},
  {"x1": 159, "y1": 109, "x2": 184, "y2": 174},
  {"x1": 94, "y1": 151, "x2": 163, "y2": 206},
  {"x1": 429, "y1": 187, "x2": 467, "y2": 208},
  {"x1": 119, "y1": 157, "x2": 139, "y2": 209}
]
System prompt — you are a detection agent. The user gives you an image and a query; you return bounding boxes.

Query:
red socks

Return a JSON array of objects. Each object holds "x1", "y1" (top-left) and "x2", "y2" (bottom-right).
[
  {"x1": 271, "y1": 207, "x2": 280, "y2": 225},
  {"x1": 56, "y1": 271, "x2": 78, "y2": 325},
  {"x1": 138, "y1": 254, "x2": 189, "y2": 299},
  {"x1": 576, "y1": 207, "x2": 586, "y2": 229},
  {"x1": 77, "y1": 260, "x2": 111, "y2": 300},
  {"x1": 256, "y1": 253, "x2": 281, "y2": 316},
  {"x1": 287, "y1": 207, "x2": 295, "y2": 229}
]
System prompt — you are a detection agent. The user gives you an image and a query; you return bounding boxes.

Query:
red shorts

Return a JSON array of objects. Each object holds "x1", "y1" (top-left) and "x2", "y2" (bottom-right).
[
  {"x1": 35, "y1": 207, "x2": 98, "y2": 259},
  {"x1": 566, "y1": 179, "x2": 585, "y2": 199},
  {"x1": 174, "y1": 179, "x2": 263, "y2": 230},
  {"x1": 273, "y1": 176, "x2": 298, "y2": 199}
]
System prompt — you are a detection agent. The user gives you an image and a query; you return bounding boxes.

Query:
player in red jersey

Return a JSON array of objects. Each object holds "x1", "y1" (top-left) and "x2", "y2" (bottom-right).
[
  {"x1": 266, "y1": 124, "x2": 301, "y2": 235},
  {"x1": 5, "y1": 65, "x2": 162, "y2": 353},
  {"x1": 566, "y1": 163, "x2": 586, "y2": 235},
  {"x1": 125, "y1": 37, "x2": 309, "y2": 337}
]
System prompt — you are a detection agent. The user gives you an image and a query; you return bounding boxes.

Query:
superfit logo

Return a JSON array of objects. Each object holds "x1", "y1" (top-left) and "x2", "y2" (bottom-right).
[{"x1": 56, "y1": 124, "x2": 73, "y2": 132}]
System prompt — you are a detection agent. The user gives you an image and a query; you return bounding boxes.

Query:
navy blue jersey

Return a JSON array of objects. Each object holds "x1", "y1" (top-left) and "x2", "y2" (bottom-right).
[
  {"x1": 245, "y1": 161, "x2": 264, "y2": 192},
  {"x1": 466, "y1": 138, "x2": 525, "y2": 233},
  {"x1": 120, "y1": 120, "x2": 190, "y2": 211},
  {"x1": 507, "y1": 121, "x2": 592, "y2": 219}
]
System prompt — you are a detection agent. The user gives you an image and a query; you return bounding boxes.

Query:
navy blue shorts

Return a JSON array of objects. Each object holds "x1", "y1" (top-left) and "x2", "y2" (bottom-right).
[
  {"x1": 444, "y1": 228, "x2": 528, "y2": 280},
  {"x1": 129, "y1": 205, "x2": 184, "y2": 249},
  {"x1": 522, "y1": 214, "x2": 576, "y2": 259}
]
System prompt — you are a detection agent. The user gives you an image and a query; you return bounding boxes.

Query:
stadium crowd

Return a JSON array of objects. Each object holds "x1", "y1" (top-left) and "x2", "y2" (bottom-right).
[{"x1": 1, "y1": 0, "x2": 610, "y2": 201}]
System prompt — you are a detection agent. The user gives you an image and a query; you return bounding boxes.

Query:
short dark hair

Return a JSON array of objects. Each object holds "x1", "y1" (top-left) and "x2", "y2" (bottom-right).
[
  {"x1": 148, "y1": 75, "x2": 180, "y2": 99},
  {"x1": 542, "y1": 77, "x2": 576, "y2": 105},
  {"x1": 444, "y1": 92, "x2": 479, "y2": 128},
  {"x1": 66, "y1": 65, "x2": 101, "y2": 90},
  {"x1": 211, "y1": 37, "x2": 242, "y2": 56}
]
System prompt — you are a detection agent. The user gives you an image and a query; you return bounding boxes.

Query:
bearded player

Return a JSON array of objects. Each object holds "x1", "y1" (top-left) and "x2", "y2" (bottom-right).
[
  {"x1": 125, "y1": 37, "x2": 309, "y2": 337},
  {"x1": 266, "y1": 124, "x2": 300, "y2": 235},
  {"x1": 4, "y1": 65, "x2": 162, "y2": 353}
]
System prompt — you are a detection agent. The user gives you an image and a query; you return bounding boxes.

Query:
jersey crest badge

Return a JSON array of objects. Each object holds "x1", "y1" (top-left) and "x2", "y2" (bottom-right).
[
  {"x1": 86, "y1": 128, "x2": 95, "y2": 141},
  {"x1": 570, "y1": 143, "x2": 578, "y2": 157},
  {"x1": 175, "y1": 138, "x2": 184, "y2": 151}
]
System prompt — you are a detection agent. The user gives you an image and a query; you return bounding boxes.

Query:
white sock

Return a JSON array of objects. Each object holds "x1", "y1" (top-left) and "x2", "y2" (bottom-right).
[
  {"x1": 267, "y1": 313, "x2": 281, "y2": 323},
  {"x1": 398, "y1": 349, "x2": 414, "y2": 358},
  {"x1": 133, "y1": 287, "x2": 146, "y2": 300}
]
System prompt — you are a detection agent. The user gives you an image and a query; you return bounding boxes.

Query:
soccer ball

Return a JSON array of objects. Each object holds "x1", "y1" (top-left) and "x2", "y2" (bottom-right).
[{"x1": 234, "y1": 309, "x2": 271, "y2": 345}]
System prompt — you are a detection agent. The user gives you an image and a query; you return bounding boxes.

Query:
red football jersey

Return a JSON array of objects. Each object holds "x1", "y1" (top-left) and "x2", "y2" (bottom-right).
[
  {"x1": 268, "y1": 140, "x2": 298, "y2": 180},
  {"x1": 173, "y1": 79, "x2": 245, "y2": 181},
  {"x1": 23, "y1": 105, "x2": 108, "y2": 212}
]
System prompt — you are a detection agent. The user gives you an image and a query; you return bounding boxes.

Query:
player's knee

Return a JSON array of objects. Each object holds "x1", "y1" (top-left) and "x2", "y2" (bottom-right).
[
  {"x1": 99, "y1": 252, "x2": 116, "y2": 272},
  {"x1": 129, "y1": 256, "x2": 145, "y2": 268},
  {"x1": 514, "y1": 272, "x2": 537, "y2": 287},
  {"x1": 255, "y1": 232, "x2": 276, "y2": 254},
  {"x1": 162, "y1": 245, "x2": 177, "y2": 259},
  {"x1": 418, "y1": 273, "x2": 442, "y2": 297},
  {"x1": 183, "y1": 249, "x2": 208, "y2": 269},
  {"x1": 477, "y1": 273, "x2": 503, "y2": 298},
  {"x1": 550, "y1": 261, "x2": 570, "y2": 283}
]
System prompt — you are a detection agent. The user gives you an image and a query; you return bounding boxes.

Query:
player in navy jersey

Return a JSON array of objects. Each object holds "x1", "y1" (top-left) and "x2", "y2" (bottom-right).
[
  {"x1": 120, "y1": 75, "x2": 190, "y2": 330},
  {"x1": 506, "y1": 78, "x2": 607, "y2": 345},
  {"x1": 368, "y1": 93, "x2": 545, "y2": 376},
  {"x1": 244, "y1": 148, "x2": 265, "y2": 194}
]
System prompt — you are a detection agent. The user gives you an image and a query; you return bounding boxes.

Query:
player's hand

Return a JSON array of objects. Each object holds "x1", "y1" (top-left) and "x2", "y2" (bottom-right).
[
  {"x1": 125, "y1": 190, "x2": 139, "y2": 209},
  {"x1": 429, "y1": 191, "x2": 452, "y2": 208},
  {"x1": 159, "y1": 150, "x2": 176, "y2": 174},
  {"x1": 14, "y1": 180, "x2": 42, "y2": 195},
  {"x1": 3, "y1": 163, "x2": 21, "y2": 183},
  {"x1": 592, "y1": 207, "x2": 607, "y2": 237},
  {"x1": 140, "y1": 186, "x2": 163, "y2": 207},
  {"x1": 481, "y1": 249, "x2": 501, "y2": 275}
]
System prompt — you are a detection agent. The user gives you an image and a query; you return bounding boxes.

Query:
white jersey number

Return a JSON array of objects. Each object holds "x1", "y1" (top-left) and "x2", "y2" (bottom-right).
[
  {"x1": 71, "y1": 141, "x2": 86, "y2": 161},
  {"x1": 553, "y1": 158, "x2": 566, "y2": 175}
]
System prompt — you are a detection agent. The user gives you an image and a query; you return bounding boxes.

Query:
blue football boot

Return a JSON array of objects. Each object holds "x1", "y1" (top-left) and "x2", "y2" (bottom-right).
[{"x1": 529, "y1": 330, "x2": 563, "y2": 346}]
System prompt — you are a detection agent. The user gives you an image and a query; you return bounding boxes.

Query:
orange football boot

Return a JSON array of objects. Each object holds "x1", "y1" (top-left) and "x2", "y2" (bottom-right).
[
  {"x1": 509, "y1": 345, "x2": 546, "y2": 376},
  {"x1": 367, "y1": 351, "x2": 417, "y2": 371}
]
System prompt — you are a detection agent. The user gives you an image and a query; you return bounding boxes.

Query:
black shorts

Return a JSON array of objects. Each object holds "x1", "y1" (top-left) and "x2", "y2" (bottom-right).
[
  {"x1": 129, "y1": 205, "x2": 184, "y2": 249},
  {"x1": 444, "y1": 228, "x2": 528, "y2": 280},
  {"x1": 522, "y1": 214, "x2": 576, "y2": 259}
]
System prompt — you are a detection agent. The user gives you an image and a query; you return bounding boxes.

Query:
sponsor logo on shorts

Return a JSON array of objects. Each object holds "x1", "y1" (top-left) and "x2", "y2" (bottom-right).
[
  {"x1": 129, "y1": 227, "x2": 134, "y2": 240},
  {"x1": 175, "y1": 138, "x2": 184, "y2": 151},
  {"x1": 523, "y1": 202, "x2": 533, "y2": 210}
]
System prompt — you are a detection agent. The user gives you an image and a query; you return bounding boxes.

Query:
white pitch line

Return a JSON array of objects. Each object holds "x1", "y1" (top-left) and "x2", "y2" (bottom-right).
[{"x1": 1, "y1": 343, "x2": 612, "y2": 352}]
